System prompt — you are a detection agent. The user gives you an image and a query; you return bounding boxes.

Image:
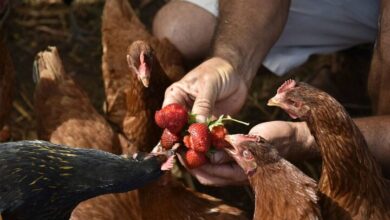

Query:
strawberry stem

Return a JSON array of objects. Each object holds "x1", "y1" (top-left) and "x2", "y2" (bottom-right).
[
  {"x1": 208, "y1": 115, "x2": 249, "y2": 130},
  {"x1": 221, "y1": 115, "x2": 250, "y2": 126}
]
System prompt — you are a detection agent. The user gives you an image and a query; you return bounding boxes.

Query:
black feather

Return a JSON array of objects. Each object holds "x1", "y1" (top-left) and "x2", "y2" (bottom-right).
[{"x1": 0, "y1": 140, "x2": 165, "y2": 220}]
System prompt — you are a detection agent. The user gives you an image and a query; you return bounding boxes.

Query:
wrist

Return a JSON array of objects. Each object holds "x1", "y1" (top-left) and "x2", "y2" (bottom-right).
[
  {"x1": 292, "y1": 122, "x2": 319, "y2": 159},
  {"x1": 209, "y1": 54, "x2": 255, "y2": 88}
]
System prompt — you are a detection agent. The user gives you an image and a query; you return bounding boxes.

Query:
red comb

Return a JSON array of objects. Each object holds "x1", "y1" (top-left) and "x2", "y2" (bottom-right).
[
  {"x1": 277, "y1": 79, "x2": 296, "y2": 94},
  {"x1": 139, "y1": 51, "x2": 145, "y2": 64}
]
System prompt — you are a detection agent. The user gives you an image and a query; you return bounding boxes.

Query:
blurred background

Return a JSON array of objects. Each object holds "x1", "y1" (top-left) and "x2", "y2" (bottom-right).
[{"x1": 3, "y1": 0, "x2": 373, "y2": 140}]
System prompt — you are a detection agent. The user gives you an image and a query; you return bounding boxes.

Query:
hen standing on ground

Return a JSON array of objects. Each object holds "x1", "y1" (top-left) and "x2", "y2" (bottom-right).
[
  {"x1": 34, "y1": 46, "x2": 145, "y2": 220},
  {"x1": 225, "y1": 134, "x2": 322, "y2": 220},
  {"x1": 102, "y1": 0, "x2": 184, "y2": 154},
  {"x1": 100, "y1": 0, "x2": 247, "y2": 219},
  {"x1": 268, "y1": 79, "x2": 390, "y2": 219}
]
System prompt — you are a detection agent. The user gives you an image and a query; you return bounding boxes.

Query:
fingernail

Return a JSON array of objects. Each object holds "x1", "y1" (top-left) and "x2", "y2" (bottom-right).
[{"x1": 195, "y1": 115, "x2": 207, "y2": 123}]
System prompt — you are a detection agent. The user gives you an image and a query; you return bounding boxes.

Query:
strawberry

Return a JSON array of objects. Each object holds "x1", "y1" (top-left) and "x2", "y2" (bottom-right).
[
  {"x1": 160, "y1": 129, "x2": 180, "y2": 150},
  {"x1": 155, "y1": 103, "x2": 188, "y2": 134},
  {"x1": 183, "y1": 135, "x2": 192, "y2": 149},
  {"x1": 154, "y1": 110, "x2": 166, "y2": 129},
  {"x1": 185, "y1": 149, "x2": 207, "y2": 169},
  {"x1": 187, "y1": 123, "x2": 211, "y2": 153},
  {"x1": 210, "y1": 125, "x2": 231, "y2": 149}
]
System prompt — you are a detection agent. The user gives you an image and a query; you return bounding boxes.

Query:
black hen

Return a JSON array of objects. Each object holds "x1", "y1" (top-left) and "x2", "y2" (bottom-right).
[{"x1": 0, "y1": 140, "x2": 172, "y2": 220}]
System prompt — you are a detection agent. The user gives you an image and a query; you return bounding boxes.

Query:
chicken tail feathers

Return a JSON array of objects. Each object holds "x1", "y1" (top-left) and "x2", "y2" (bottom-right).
[
  {"x1": 32, "y1": 58, "x2": 40, "y2": 84},
  {"x1": 33, "y1": 46, "x2": 65, "y2": 83}
]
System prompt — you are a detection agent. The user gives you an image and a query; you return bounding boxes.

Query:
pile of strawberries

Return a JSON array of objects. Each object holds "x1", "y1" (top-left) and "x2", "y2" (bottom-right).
[{"x1": 155, "y1": 103, "x2": 247, "y2": 169}]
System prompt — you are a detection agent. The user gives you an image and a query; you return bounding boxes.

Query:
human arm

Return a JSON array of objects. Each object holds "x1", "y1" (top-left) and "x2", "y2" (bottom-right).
[
  {"x1": 251, "y1": 117, "x2": 390, "y2": 176},
  {"x1": 163, "y1": 0, "x2": 291, "y2": 120},
  {"x1": 187, "y1": 115, "x2": 390, "y2": 186},
  {"x1": 368, "y1": 0, "x2": 390, "y2": 115},
  {"x1": 163, "y1": 0, "x2": 291, "y2": 185}
]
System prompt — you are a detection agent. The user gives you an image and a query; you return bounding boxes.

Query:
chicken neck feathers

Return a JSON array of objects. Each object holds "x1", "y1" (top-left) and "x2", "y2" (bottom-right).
[
  {"x1": 249, "y1": 159, "x2": 321, "y2": 220},
  {"x1": 101, "y1": 0, "x2": 247, "y2": 219},
  {"x1": 297, "y1": 82, "x2": 390, "y2": 219}
]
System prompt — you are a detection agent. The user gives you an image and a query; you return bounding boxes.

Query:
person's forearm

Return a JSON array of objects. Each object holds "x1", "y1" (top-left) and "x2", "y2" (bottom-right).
[
  {"x1": 212, "y1": 0, "x2": 291, "y2": 86},
  {"x1": 294, "y1": 117, "x2": 390, "y2": 175},
  {"x1": 368, "y1": 0, "x2": 390, "y2": 115},
  {"x1": 354, "y1": 116, "x2": 390, "y2": 175}
]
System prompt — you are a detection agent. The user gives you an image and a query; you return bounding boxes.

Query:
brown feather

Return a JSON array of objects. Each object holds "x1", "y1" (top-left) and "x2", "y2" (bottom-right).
[
  {"x1": 281, "y1": 82, "x2": 390, "y2": 219},
  {"x1": 226, "y1": 136, "x2": 321, "y2": 220},
  {"x1": 33, "y1": 47, "x2": 143, "y2": 220},
  {"x1": 101, "y1": 0, "x2": 184, "y2": 153},
  {"x1": 72, "y1": 0, "x2": 247, "y2": 219}
]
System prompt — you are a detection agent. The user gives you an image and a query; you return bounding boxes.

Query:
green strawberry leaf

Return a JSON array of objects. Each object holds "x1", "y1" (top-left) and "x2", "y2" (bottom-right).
[
  {"x1": 188, "y1": 113, "x2": 197, "y2": 124},
  {"x1": 208, "y1": 115, "x2": 225, "y2": 129}
]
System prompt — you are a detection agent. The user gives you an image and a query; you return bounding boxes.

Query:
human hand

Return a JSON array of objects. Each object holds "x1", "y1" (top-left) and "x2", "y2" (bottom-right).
[
  {"x1": 249, "y1": 121, "x2": 318, "y2": 161},
  {"x1": 163, "y1": 57, "x2": 249, "y2": 186},
  {"x1": 177, "y1": 149, "x2": 248, "y2": 186},
  {"x1": 176, "y1": 121, "x2": 318, "y2": 186},
  {"x1": 163, "y1": 57, "x2": 248, "y2": 122}
]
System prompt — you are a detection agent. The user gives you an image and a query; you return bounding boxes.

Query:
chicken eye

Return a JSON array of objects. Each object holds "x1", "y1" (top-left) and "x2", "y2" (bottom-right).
[
  {"x1": 287, "y1": 99, "x2": 300, "y2": 108},
  {"x1": 286, "y1": 99, "x2": 295, "y2": 105},
  {"x1": 242, "y1": 150, "x2": 253, "y2": 160}
]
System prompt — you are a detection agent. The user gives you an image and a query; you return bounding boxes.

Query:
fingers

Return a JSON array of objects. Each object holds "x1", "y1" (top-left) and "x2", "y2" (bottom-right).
[
  {"x1": 188, "y1": 168, "x2": 235, "y2": 186},
  {"x1": 249, "y1": 121, "x2": 318, "y2": 160},
  {"x1": 163, "y1": 83, "x2": 192, "y2": 109},
  {"x1": 249, "y1": 121, "x2": 292, "y2": 140},
  {"x1": 163, "y1": 75, "x2": 217, "y2": 122},
  {"x1": 176, "y1": 150, "x2": 189, "y2": 170},
  {"x1": 177, "y1": 150, "x2": 247, "y2": 186},
  {"x1": 161, "y1": 155, "x2": 176, "y2": 171},
  {"x1": 190, "y1": 163, "x2": 248, "y2": 186},
  {"x1": 191, "y1": 82, "x2": 217, "y2": 122},
  {"x1": 208, "y1": 150, "x2": 234, "y2": 164}
]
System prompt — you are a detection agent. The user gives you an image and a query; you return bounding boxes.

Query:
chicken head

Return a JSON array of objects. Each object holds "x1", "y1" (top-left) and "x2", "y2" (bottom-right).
[
  {"x1": 127, "y1": 40, "x2": 154, "y2": 87},
  {"x1": 224, "y1": 134, "x2": 281, "y2": 176},
  {"x1": 267, "y1": 79, "x2": 312, "y2": 119}
]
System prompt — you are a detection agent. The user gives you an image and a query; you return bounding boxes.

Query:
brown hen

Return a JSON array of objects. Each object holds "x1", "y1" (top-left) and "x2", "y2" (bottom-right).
[
  {"x1": 268, "y1": 79, "x2": 390, "y2": 219},
  {"x1": 225, "y1": 134, "x2": 322, "y2": 220},
  {"x1": 102, "y1": 0, "x2": 184, "y2": 154},
  {"x1": 100, "y1": 0, "x2": 247, "y2": 218},
  {"x1": 0, "y1": 33, "x2": 14, "y2": 142},
  {"x1": 34, "y1": 47, "x2": 145, "y2": 220},
  {"x1": 126, "y1": 41, "x2": 246, "y2": 220}
]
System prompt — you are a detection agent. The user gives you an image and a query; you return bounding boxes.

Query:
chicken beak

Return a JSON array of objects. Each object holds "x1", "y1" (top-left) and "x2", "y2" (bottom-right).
[
  {"x1": 138, "y1": 60, "x2": 150, "y2": 88},
  {"x1": 224, "y1": 135, "x2": 239, "y2": 155},
  {"x1": 267, "y1": 96, "x2": 280, "y2": 107},
  {"x1": 151, "y1": 142, "x2": 179, "y2": 156},
  {"x1": 140, "y1": 76, "x2": 150, "y2": 88}
]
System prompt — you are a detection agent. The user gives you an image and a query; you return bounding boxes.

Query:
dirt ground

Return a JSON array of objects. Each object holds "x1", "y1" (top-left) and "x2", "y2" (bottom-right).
[{"x1": 2, "y1": 0, "x2": 374, "y2": 215}]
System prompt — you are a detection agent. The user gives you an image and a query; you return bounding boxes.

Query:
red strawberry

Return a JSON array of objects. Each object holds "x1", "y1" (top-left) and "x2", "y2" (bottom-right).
[
  {"x1": 154, "y1": 110, "x2": 166, "y2": 129},
  {"x1": 155, "y1": 103, "x2": 188, "y2": 134},
  {"x1": 183, "y1": 135, "x2": 193, "y2": 149},
  {"x1": 210, "y1": 125, "x2": 231, "y2": 149},
  {"x1": 187, "y1": 123, "x2": 210, "y2": 153},
  {"x1": 160, "y1": 129, "x2": 180, "y2": 150},
  {"x1": 185, "y1": 149, "x2": 207, "y2": 169}
]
